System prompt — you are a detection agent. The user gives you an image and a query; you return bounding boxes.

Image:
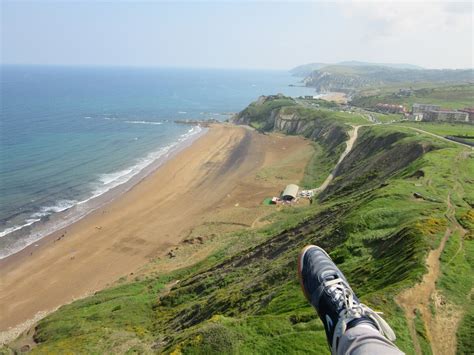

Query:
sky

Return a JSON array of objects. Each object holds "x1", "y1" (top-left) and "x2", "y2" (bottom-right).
[{"x1": 1, "y1": 1, "x2": 473, "y2": 70}]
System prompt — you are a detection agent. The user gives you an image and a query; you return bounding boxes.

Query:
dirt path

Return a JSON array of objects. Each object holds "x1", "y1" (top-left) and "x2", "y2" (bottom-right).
[
  {"x1": 396, "y1": 149, "x2": 469, "y2": 355},
  {"x1": 313, "y1": 125, "x2": 360, "y2": 193},
  {"x1": 396, "y1": 216, "x2": 453, "y2": 354}
]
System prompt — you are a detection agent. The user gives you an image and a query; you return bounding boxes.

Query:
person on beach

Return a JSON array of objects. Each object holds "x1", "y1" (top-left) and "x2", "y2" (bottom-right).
[{"x1": 298, "y1": 245, "x2": 404, "y2": 355}]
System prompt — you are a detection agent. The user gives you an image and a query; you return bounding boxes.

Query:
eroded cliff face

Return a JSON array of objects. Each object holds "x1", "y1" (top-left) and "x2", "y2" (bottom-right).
[
  {"x1": 233, "y1": 96, "x2": 349, "y2": 154},
  {"x1": 303, "y1": 71, "x2": 371, "y2": 93},
  {"x1": 271, "y1": 109, "x2": 347, "y2": 153}
]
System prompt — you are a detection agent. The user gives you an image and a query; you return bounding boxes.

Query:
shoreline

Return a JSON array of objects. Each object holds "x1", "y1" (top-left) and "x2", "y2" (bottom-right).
[
  {"x1": 0, "y1": 124, "x2": 313, "y2": 343},
  {"x1": 0, "y1": 124, "x2": 313, "y2": 340},
  {"x1": 0, "y1": 126, "x2": 207, "y2": 260}
]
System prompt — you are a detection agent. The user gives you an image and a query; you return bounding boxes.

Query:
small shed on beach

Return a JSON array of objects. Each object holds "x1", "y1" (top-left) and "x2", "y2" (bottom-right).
[{"x1": 281, "y1": 184, "x2": 299, "y2": 201}]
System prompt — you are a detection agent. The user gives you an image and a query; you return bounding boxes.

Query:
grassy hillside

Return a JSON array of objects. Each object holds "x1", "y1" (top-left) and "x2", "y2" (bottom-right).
[
  {"x1": 303, "y1": 65, "x2": 473, "y2": 94},
  {"x1": 395, "y1": 122, "x2": 474, "y2": 137},
  {"x1": 3, "y1": 100, "x2": 473, "y2": 354},
  {"x1": 351, "y1": 84, "x2": 474, "y2": 110}
]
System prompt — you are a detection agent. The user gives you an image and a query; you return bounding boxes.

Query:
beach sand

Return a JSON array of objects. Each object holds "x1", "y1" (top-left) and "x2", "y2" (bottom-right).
[
  {"x1": 0, "y1": 125, "x2": 313, "y2": 340},
  {"x1": 320, "y1": 92, "x2": 348, "y2": 104}
]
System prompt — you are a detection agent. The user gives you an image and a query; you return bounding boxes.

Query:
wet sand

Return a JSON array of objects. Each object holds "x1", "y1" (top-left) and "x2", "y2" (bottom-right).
[{"x1": 0, "y1": 125, "x2": 312, "y2": 340}]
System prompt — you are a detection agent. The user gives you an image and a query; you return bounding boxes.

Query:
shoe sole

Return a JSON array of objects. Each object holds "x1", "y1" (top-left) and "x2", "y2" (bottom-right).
[{"x1": 297, "y1": 245, "x2": 332, "y2": 303}]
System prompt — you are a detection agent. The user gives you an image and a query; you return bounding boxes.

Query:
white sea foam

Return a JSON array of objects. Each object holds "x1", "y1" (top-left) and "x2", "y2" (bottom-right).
[
  {"x1": 0, "y1": 125, "x2": 203, "y2": 258},
  {"x1": 178, "y1": 111, "x2": 187, "y2": 114},
  {"x1": 0, "y1": 199, "x2": 78, "y2": 239},
  {"x1": 0, "y1": 219, "x2": 41, "y2": 238},
  {"x1": 89, "y1": 126, "x2": 202, "y2": 200},
  {"x1": 124, "y1": 120, "x2": 163, "y2": 125},
  {"x1": 31, "y1": 200, "x2": 78, "y2": 218}
]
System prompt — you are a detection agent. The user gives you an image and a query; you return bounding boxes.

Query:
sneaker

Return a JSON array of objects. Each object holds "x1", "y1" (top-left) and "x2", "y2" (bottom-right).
[{"x1": 297, "y1": 245, "x2": 396, "y2": 353}]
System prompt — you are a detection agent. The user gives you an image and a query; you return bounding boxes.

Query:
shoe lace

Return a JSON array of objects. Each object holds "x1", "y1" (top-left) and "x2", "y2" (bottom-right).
[{"x1": 324, "y1": 277, "x2": 396, "y2": 354}]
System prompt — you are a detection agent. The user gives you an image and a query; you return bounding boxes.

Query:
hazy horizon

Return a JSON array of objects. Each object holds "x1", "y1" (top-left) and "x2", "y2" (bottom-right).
[{"x1": 2, "y1": 1, "x2": 473, "y2": 70}]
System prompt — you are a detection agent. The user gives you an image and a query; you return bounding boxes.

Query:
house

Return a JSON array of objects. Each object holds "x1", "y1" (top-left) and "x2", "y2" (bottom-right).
[
  {"x1": 423, "y1": 110, "x2": 469, "y2": 123},
  {"x1": 281, "y1": 184, "x2": 299, "y2": 201},
  {"x1": 412, "y1": 103, "x2": 441, "y2": 114},
  {"x1": 375, "y1": 103, "x2": 407, "y2": 114},
  {"x1": 459, "y1": 108, "x2": 474, "y2": 123}
]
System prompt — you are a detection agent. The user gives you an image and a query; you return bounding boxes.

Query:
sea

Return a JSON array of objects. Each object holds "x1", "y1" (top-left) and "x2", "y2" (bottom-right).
[{"x1": 0, "y1": 65, "x2": 315, "y2": 259}]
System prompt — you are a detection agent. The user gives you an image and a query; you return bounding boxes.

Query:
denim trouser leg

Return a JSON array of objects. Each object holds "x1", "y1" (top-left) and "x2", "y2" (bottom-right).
[{"x1": 337, "y1": 325, "x2": 405, "y2": 355}]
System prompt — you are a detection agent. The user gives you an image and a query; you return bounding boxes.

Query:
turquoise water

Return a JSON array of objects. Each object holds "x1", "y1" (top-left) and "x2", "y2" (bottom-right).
[{"x1": 0, "y1": 65, "x2": 314, "y2": 258}]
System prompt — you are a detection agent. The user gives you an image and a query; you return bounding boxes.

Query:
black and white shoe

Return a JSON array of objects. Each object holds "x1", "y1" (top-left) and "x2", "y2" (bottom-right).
[{"x1": 297, "y1": 245, "x2": 396, "y2": 353}]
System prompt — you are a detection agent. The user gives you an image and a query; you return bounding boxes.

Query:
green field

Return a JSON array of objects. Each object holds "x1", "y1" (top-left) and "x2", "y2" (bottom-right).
[
  {"x1": 352, "y1": 84, "x2": 474, "y2": 110},
  {"x1": 395, "y1": 121, "x2": 474, "y2": 137}
]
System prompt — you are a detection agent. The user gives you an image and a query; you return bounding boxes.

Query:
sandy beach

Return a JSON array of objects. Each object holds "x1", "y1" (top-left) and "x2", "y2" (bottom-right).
[
  {"x1": 0, "y1": 124, "x2": 313, "y2": 340},
  {"x1": 320, "y1": 92, "x2": 348, "y2": 104}
]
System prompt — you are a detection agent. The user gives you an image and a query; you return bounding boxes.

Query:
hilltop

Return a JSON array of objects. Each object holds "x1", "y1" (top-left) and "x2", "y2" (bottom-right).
[
  {"x1": 291, "y1": 62, "x2": 474, "y2": 94},
  {"x1": 290, "y1": 61, "x2": 424, "y2": 77}
]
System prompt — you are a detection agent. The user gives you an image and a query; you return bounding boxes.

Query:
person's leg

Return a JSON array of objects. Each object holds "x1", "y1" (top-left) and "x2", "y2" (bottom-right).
[
  {"x1": 337, "y1": 324, "x2": 403, "y2": 355},
  {"x1": 297, "y1": 245, "x2": 404, "y2": 355}
]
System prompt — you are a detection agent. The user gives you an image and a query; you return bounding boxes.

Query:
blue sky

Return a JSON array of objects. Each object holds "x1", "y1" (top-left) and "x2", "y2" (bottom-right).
[{"x1": 2, "y1": 1, "x2": 473, "y2": 69}]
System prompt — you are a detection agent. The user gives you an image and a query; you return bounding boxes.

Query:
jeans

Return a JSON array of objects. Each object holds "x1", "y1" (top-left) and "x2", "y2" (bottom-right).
[{"x1": 337, "y1": 324, "x2": 405, "y2": 355}]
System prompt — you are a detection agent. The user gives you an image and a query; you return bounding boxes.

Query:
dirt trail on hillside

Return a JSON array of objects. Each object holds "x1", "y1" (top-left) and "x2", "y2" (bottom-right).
[
  {"x1": 396, "y1": 150, "x2": 469, "y2": 355},
  {"x1": 396, "y1": 220, "x2": 453, "y2": 354},
  {"x1": 313, "y1": 125, "x2": 360, "y2": 193}
]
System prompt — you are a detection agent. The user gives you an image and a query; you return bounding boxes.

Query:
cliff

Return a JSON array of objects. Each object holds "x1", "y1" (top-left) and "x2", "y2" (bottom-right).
[
  {"x1": 301, "y1": 65, "x2": 474, "y2": 94},
  {"x1": 232, "y1": 96, "x2": 349, "y2": 155}
]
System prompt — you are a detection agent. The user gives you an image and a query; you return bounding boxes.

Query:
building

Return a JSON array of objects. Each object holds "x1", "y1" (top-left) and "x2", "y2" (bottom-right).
[
  {"x1": 281, "y1": 184, "x2": 299, "y2": 201},
  {"x1": 396, "y1": 88, "x2": 413, "y2": 97},
  {"x1": 375, "y1": 103, "x2": 407, "y2": 114},
  {"x1": 423, "y1": 110, "x2": 469, "y2": 123},
  {"x1": 459, "y1": 108, "x2": 474, "y2": 123},
  {"x1": 412, "y1": 103, "x2": 441, "y2": 114}
]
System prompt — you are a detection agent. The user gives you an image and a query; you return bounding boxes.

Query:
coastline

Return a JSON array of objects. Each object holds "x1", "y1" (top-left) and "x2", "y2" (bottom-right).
[
  {"x1": 0, "y1": 124, "x2": 313, "y2": 341},
  {"x1": 0, "y1": 126, "x2": 206, "y2": 260}
]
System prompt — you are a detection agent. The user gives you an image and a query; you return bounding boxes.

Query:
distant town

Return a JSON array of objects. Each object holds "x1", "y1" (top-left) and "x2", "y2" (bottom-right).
[{"x1": 372, "y1": 89, "x2": 473, "y2": 124}]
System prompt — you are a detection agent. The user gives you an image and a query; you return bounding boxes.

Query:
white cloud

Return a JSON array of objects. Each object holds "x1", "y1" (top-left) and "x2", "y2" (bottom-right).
[{"x1": 340, "y1": 1, "x2": 472, "y2": 38}]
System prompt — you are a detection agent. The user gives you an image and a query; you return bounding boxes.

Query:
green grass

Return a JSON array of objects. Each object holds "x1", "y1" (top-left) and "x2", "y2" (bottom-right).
[
  {"x1": 31, "y1": 280, "x2": 162, "y2": 353},
  {"x1": 301, "y1": 141, "x2": 342, "y2": 189},
  {"x1": 414, "y1": 309, "x2": 433, "y2": 355},
  {"x1": 437, "y1": 231, "x2": 473, "y2": 305},
  {"x1": 394, "y1": 121, "x2": 474, "y2": 137},
  {"x1": 456, "y1": 306, "x2": 474, "y2": 355},
  {"x1": 277, "y1": 106, "x2": 368, "y2": 126},
  {"x1": 374, "y1": 113, "x2": 403, "y2": 123},
  {"x1": 238, "y1": 97, "x2": 297, "y2": 130},
  {"x1": 9, "y1": 116, "x2": 473, "y2": 354},
  {"x1": 352, "y1": 84, "x2": 474, "y2": 110},
  {"x1": 330, "y1": 110, "x2": 369, "y2": 125}
]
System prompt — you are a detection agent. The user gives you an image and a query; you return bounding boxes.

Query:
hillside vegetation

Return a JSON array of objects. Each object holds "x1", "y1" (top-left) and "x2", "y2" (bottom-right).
[
  {"x1": 3, "y1": 96, "x2": 473, "y2": 354},
  {"x1": 351, "y1": 84, "x2": 474, "y2": 110},
  {"x1": 299, "y1": 64, "x2": 473, "y2": 94},
  {"x1": 290, "y1": 61, "x2": 424, "y2": 77}
]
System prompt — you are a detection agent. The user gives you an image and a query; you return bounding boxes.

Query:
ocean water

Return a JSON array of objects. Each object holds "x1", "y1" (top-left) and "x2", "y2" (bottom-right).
[{"x1": 0, "y1": 65, "x2": 314, "y2": 258}]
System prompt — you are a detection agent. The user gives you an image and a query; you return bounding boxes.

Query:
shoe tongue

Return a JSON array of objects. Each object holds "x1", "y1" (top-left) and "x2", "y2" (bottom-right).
[{"x1": 324, "y1": 273, "x2": 340, "y2": 283}]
